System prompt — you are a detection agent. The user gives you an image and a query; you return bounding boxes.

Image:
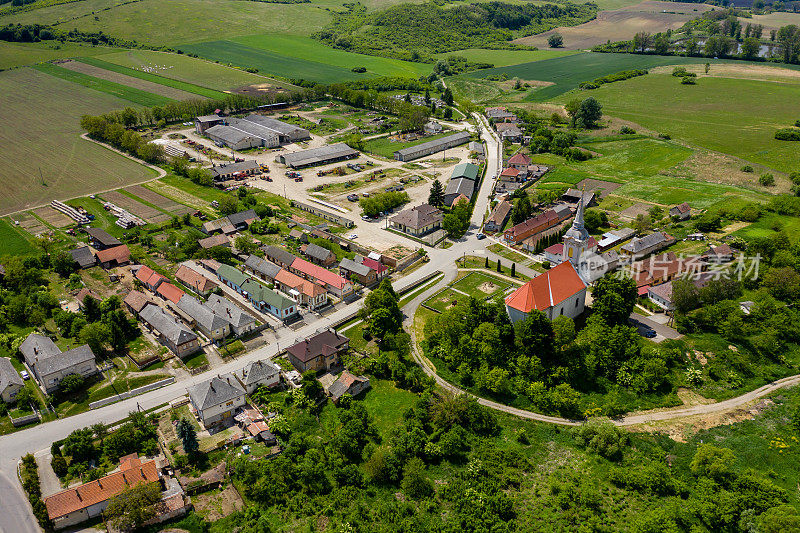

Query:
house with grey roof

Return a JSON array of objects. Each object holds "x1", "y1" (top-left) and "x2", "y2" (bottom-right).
[
  {"x1": 209, "y1": 160, "x2": 261, "y2": 181},
  {"x1": 339, "y1": 258, "x2": 377, "y2": 287},
  {"x1": 227, "y1": 209, "x2": 260, "y2": 229},
  {"x1": 176, "y1": 295, "x2": 230, "y2": 342},
  {"x1": 242, "y1": 255, "x2": 281, "y2": 282},
  {"x1": 234, "y1": 360, "x2": 280, "y2": 394},
  {"x1": 389, "y1": 204, "x2": 443, "y2": 237},
  {"x1": 0, "y1": 357, "x2": 24, "y2": 403},
  {"x1": 263, "y1": 245, "x2": 297, "y2": 268},
  {"x1": 85, "y1": 228, "x2": 121, "y2": 250},
  {"x1": 620, "y1": 232, "x2": 676, "y2": 260},
  {"x1": 302, "y1": 243, "x2": 336, "y2": 267},
  {"x1": 70, "y1": 246, "x2": 96, "y2": 269},
  {"x1": 19, "y1": 334, "x2": 98, "y2": 394},
  {"x1": 139, "y1": 305, "x2": 200, "y2": 358},
  {"x1": 187, "y1": 374, "x2": 246, "y2": 427},
  {"x1": 206, "y1": 295, "x2": 257, "y2": 336},
  {"x1": 328, "y1": 371, "x2": 370, "y2": 403}
]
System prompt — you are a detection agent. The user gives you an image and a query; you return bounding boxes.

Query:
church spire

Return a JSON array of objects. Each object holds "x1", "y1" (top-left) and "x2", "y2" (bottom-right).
[{"x1": 573, "y1": 185, "x2": 586, "y2": 230}]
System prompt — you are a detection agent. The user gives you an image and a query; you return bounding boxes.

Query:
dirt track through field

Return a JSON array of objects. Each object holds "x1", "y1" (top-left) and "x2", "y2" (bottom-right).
[
  {"x1": 58, "y1": 60, "x2": 200, "y2": 101},
  {"x1": 514, "y1": 1, "x2": 712, "y2": 50}
]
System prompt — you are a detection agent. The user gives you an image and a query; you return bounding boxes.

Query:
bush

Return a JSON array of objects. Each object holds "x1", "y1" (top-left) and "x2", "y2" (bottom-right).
[
  {"x1": 351, "y1": 66, "x2": 367, "y2": 73},
  {"x1": 573, "y1": 418, "x2": 628, "y2": 461},
  {"x1": 741, "y1": 165, "x2": 754, "y2": 173},
  {"x1": 775, "y1": 128, "x2": 800, "y2": 141},
  {"x1": 680, "y1": 76, "x2": 696, "y2": 85},
  {"x1": 619, "y1": 125, "x2": 636, "y2": 134},
  {"x1": 759, "y1": 173, "x2": 775, "y2": 186}
]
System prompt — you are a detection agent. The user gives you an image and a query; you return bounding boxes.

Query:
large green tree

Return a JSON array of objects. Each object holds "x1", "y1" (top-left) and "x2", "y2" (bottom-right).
[{"x1": 591, "y1": 275, "x2": 637, "y2": 326}]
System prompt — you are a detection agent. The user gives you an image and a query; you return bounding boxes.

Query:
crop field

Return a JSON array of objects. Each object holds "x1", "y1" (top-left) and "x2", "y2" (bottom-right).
[
  {"x1": 1, "y1": 0, "x2": 333, "y2": 45},
  {"x1": 0, "y1": 41, "x2": 121, "y2": 70},
  {"x1": 0, "y1": 68, "x2": 156, "y2": 216},
  {"x1": 514, "y1": 1, "x2": 711, "y2": 50},
  {"x1": 75, "y1": 57, "x2": 228, "y2": 99},
  {"x1": 737, "y1": 11, "x2": 800, "y2": 31},
  {"x1": 95, "y1": 49, "x2": 282, "y2": 91},
  {"x1": 462, "y1": 52, "x2": 716, "y2": 101},
  {"x1": 101, "y1": 190, "x2": 170, "y2": 224},
  {"x1": 574, "y1": 72, "x2": 800, "y2": 173},
  {"x1": 182, "y1": 40, "x2": 380, "y2": 83},
  {"x1": 0, "y1": 219, "x2": 36, "y2": 257},
  {"x1": 125, "y1": 185, "x2": 194, "y2": 217},
  {"x1": 231, "y1": 35, "x2": 432, "y2": 79},
  {"x1": 612, "y1": 175, "x2": 769, "y2": 209},
  {"x1": 33, "y1": 63, "x2": 173, "y2": 106},
  {"x1": 58, "y1": 59, "x2": 201, "y2": 101},
  {"x1": 435, "y1": 48, "x2": 578, "y2": 67}
]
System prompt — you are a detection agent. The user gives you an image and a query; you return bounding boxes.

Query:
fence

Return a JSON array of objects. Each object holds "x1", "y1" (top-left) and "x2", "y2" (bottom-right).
[
  {"x1": 10, "y1": 412, "x2": 40, "y2": 427},
  {"x1": 89, "y1": 377, "x2": 176, "y2": 409}
]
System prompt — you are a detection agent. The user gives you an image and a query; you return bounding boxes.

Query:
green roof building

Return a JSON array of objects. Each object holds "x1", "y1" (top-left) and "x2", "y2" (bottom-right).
[{"x1": 216, "y1": 264, "x2": 298, "y2": 321}]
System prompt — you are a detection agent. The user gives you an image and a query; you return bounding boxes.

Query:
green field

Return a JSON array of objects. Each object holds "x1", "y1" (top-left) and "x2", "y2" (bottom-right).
[
  {"x1": 183, "y1": 40, "x2": 382, "y2": 83},
  {"x1": 0, "y1": 68, "x2": 156, "y2": 216},
  {"x1": 232, "y1": 34, "x2": 432, "y2": 79},
  {"x1": 435, "y1": 48, "x2": 578, "y2": 67},
  {"x1": 461, "y1": 52, "x2": 719, "y2": 101},
  {"x1": 95, "y1": 49, "x2": 282, "y2": 91},
  {"x1": 565, "y1": 72, "x2": 800, "y2": 173},
  {"x1": 0, "y1": 41, "x2": 121, "y2": 70},
  {"x1": 0, "y1": 219, "x2": 36, "y2": 257},
  {"x1": 362, "y1": 132, "x2": 454, "y2": 158},
  {"x1": 613, "y1": 174, "x2": 769, "y2": 209},
  {"x1": 76, "y1": 56, "x2": 229, "y2": 99},
  {"x1": 33, "y1": 62, "x2": 173, "y2": 106},
  {"x1": 451, "y1": 271, "x2": 512, "y2": 299}
]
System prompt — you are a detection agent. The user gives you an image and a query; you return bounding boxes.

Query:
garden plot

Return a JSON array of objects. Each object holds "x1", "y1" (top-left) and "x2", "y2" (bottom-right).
[
  {"x1": 9, "y1": 211, "x2": 47, "y2": 236},
  {"x1": 101, "y1": 190, "x2": 169, "y2": 224},
  {"x1": 126, "y1": 185, "x2": 194, "y2": 216},
  {"x1": 574, "y1": 178, "x2": 623, "y2": 199},
  {"x1": 619, "y1": 201, "x2": 656, "y2": 219},
  {"x1": 451, "y1": 271, "x2": 513, "y2": 299},
  {"x1": 33, "y1": 206, "x2": 73, "y2": 228}
]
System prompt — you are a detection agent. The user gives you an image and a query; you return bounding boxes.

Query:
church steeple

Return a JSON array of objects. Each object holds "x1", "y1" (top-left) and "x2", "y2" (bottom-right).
[{"x1": 562, "y1": 187, "x2": 589, "y2": 268}]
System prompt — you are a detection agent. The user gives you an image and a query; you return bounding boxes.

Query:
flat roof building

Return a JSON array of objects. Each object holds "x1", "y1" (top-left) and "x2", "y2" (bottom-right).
[
  {"x1": 393, "y1": 131, "x2": 470, "y2": 161},
  {"x1": 276, "y1": 143, "x2": 359, "y2": 169}
]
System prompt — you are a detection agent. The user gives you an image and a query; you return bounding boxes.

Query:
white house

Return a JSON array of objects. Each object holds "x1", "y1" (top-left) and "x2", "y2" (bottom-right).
[
  {"x1": 187, "y1": 374, "x2": 246, "y2": 427},
  {"x1": 235, "y1": 360, "x2": 281, "y2": 394}
]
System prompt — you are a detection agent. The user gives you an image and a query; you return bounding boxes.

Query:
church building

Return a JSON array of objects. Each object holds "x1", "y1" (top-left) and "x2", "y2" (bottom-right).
[{"x1": 504, "y1": 196, "x2": 591, "y2": 323}]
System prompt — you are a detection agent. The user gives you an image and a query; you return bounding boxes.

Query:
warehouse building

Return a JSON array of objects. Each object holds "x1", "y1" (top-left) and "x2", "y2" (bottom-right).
[
  {"x1": 393, "y1": 131, "x2": 471, "y2": 161},
  {"x1": 210, "y1": 160, "x2": 261, "y2": 181},
  {"x1": 276, "y1": 143, "x2": 359, "y2": 169},
  {"x1": 200, "y1": 114, "x2": 310, "y2": 150}
]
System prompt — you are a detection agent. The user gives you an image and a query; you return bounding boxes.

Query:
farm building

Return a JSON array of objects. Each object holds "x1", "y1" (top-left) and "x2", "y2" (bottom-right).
[
  {"x1": 195, "y1": 114, "x2": 223, "y2": 134},
  {"x1": 123, "y1": 290, "x2": 154, "y2": 315},
  {"x1": 94, "y1": 245, "x2": 130, "y2": 269},
  {"x1": 561, "y1": 188, "x2": 596, "y2": 208},
  {"x1": 69, "y1": 246, "x2": 96, "y2": 269},
  {"x1": 389, "y1": 203, "x2": 443, "y2": 237},
  {"x1": 393, "y1": 131, "x2": 471, "y2": 161},
  {"x1": 156, "y1": 282, "x2": 186, "y2": 305},
  {"x1": 444, "y1": 178, "x2": 475, "y2": 208},
  {"x1": 135, "y1": 265, "x2": 167, "y2": 292},
  {"x1": 85, "y1": 228, "x2": 121, "y2": 250},
  {"x1": 206, "y1": 294, "x2": 257, "y2": 336},
  {"x1": 263, "y1": 245, "x2": 297, "y2": 268},
  {"x1": 210, "y1": 160, "x2": 260, "y2": 181},
  {"x1": 292, "y1": 200, "x2": 355, "y2": 227},
  {"x1": 328, "y1": 371, "x2": 370, "y2": 402},
  {"x1": 205, "y1": 125, "x2": 265, "y2": 151},
  {"x1": 201, "y1": 114, "x2": 308, "y2": 149},
  {"x1": 669, "y1": 202, "x2": 692, "y2": 220},
  {"x1": 198, "y1": 234, "x2": 231, "y2": 250},
  {"x1": 596, "y1": 228, "x2": 636, "y2": 251},
  {"x1": 469, "y1": 141, "x2": 485, "y2": 157},
  {"x1": 240, "y1": 114, "x2": 310, "y2": 143},
  {"x1": 276, "y1": 143, "x2": 359, "y2": 169}
]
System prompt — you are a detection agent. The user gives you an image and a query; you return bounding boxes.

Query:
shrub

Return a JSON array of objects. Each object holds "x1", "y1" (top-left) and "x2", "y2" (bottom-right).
[
  {"x1": 573, "y1": 418, "x2": 628, "y2": 460},
  {"x1": 680, "y1": 76, "x2": 696, "y2": 85},
  {"x1": 759, "y1": 173, "x2": 775, "y2": 186},
  {"x1": 351, "y1": 66, "x2": 367, "y2": 73},
  {"x1": 658, "y1": 133, "x2": 671, "y2": 140},
  {"x1": 619, "y1": 126, "x2": 636, "y2": 134},
  {"x1": 775, "y1": 128, "x2": 800, "y2": 141},
  {"x1": 741, "y1": 165, "x2": 754, "y2": 173}
]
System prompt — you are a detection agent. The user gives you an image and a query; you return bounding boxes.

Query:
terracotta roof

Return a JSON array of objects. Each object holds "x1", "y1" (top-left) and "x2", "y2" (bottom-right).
[
  {"x1": 175, "y1": 265, "x2": 217, "y2": 293},
  {"x1": 507, "y1": 153, "x2": 532, "y2": 166},
  {"x1": 487, "y1": 201, "x2": 512, "y2": 226},
  {"x1": 500, "y1": 167, "x2": 519, "y2": 177},
  {"x1": 505, "y1": 205, "x2": 571, "y2": 241},
  {"x1": 123, "y1": 290, "x2": 151, "y2": 314},
  {"x1": 275, "y1": 268, "x2": 326, "y2": 298},
  {"x1": 95, "y1": 245, "x2": 130, "y2": 265},
  {"x1": 247, "y1": 420, "x2": 270, "y2": 436},
  {"x1": 45, "y1": 457, "x2": 158, "y2": 520},
  {"x1": 291, "y1": 257, "x2": 349, "y2": 290},
  {"x1": 505, "y1": 262, "x2": 586, "y2": 313},
  {"x1": 156, "y1": 282, "x2": 185, "y2": 304},
  {"x1": 672, "y1": 202, "x2": 691, "y2": 214},
  {"x1": 76, "y1": 288, "x2": 101, "y2": 304}
]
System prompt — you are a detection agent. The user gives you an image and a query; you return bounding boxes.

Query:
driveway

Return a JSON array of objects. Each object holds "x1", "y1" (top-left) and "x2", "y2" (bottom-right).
[{"x1": 631, "y1": 312, "x2": 682, "y2": 342}]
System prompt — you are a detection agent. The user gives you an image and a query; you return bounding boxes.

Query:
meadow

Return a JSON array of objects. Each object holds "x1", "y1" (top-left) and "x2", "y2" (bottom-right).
[
  {"x1": 362, "y1": 132, "x2": 454, "y2": 158},
  {"x1": 0, "y1": 68, "x2": 156, "y2": 215},
  {"x1": 96, "y1": 49, "x2": 280, "y2": 91},
  {"x1": 435, "y1": 48, "x2": 578, "y2": 67},
  {"x1": 0, "y1": 219, "x2": 36, "y2": 257},
  {"x1": 76, "y1": 57, "x2": 229, "y2": 99},
  {"x1": 33, "y1": 63, "x2": 173, "y2": 106},
  {"x1": 572, "y1": 71, "x2": 800, "y2": 173},
  {"x1": 0, "y1": 41, "x2": 120, "y2": 70}
]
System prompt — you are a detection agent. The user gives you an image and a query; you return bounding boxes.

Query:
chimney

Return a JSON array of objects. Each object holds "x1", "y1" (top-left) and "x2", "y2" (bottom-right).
[
  {"x1": 76, "y1": 491, "x2": 82, "y2": 501},
  {"x1": 34, "y1": 347, "x2": 38, "y2": 355},
  {"x1": 97, "y1": 480, "x2": 102, "y2": 489}
]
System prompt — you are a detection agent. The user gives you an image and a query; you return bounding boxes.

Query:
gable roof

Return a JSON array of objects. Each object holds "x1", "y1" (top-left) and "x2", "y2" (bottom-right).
[
  {"x1": 445, "y1": 177, "x2": 475, "y2": 202},
  {"x1": 339, "y1": 257, "x2": 372, "y2": 277},
  {"x1": 216, "y1": 264, "x2": 250, "y2": 288},
  {"x1": 244, "y1": 255, "x2": 281, "y2": 280},
  {"x1": 390, "y1": 204, "x2": 443, "y2": 230},
  {"x1": 263, "y1": 245, "x2": 297, "y2": 266},
  {"x1": 303, "y1": 243, "x2": 334, "y2": 262},
  {"x1": 175, "y1": 265, "x2": 217, "y2": 293},
  {"x1": 198, "y1": 234, "x2": 230, "y2": 249},
  {"x1": 328, "y1": 371, "x2": 369, "y2": 401},
  {"x1": 95, "y1": 245, "x2": 130, "y2": 265},
  {"x1": 227, "y1": 209, "x2": 260, "y2": 227},
  {"x1": 0, "y1": 357, "x2": 23, "y2": 393},
  {"x1": 356, "y1": 255, "x2": 388, "y2": 274},
  {"x1": 177, "y1": 294, "x2": 228, "y2": 332},
  {"x1": 123, "y1": 290, "x2": 151, "y2": 314},
  {"x1": 500, "y1": 167, "x2": 520, "y2": 178},
  {"x1": 44, "y1": 457, "x2": 159, "y2": 520},
  {"x1": 671, "y1": 202, "x2": 691, "y2": 214},
  {"x1": 451, "y1": 162, "x2": 479, "y2": 181},
  {"x1": 139, "y1": 305, "x2": 197, "y2": 346},
  {"x1": 85, "y1": 228, "x2": 121, "y2": 247},
  {"x1": 238, "y1": 360, "x2": 280, "y2": 387},
  {"x1": 19, "y1": 334, "x2": 60, "y2": 365},
  {"x1": 505, "y1": 261, "x2": 586, "y2": 314},
  {"x1": 36, "y1": 345, "x2": 95, "y2": 378},
  {"x1": 505, "y1": 206, "x2": 571, "y2": 240},
  {"x1": 241, "y1": 278, "x2": 296, "y2": 310},
  {"x1": 507, "y1": 153, "x2": 532, "y2": 166},
  {"x1": 287, "y1": 330, "x2": 349, "y2": 363},
  {"x1": 291, "y1": 257, "x2": 349, "y2": 290},
  {"x1": 487, "y1": 200, "x2": 512, "y2": 226},
  {"x1": 70, "y1": 246, "x2": 96, "y2": 268},
  {"x1": 621, "y1": 232, "x2": 674, "y2": 254},
  {"x1": 188, "y1": 374, "x2": 244, "y2": 410},
  {"x1": 206, "y1": 294, "x2": 256, "y2": 329},
  {"x1": 274, "y1": 269, "x2": 326, "y2": 299},
  {"x1": 156, "y1": 282, "x2": 185, "y2": 305}
]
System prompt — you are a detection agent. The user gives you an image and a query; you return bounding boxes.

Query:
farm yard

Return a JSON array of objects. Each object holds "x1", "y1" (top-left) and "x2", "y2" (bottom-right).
[
  {"x1": 514, "y1": 1, "x2": 712, "y2": 51},
  {"x1": 0, "y1": 67, "x2": 157, "y2": 216}
]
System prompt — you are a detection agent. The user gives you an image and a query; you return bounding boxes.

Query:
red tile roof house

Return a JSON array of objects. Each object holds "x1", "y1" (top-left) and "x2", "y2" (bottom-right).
[
  {"x1": 504, "y1": 261, "x2": 587, "y2": 323},
  {"x1": 134, "y1": 265, "x2": 168, "y2": 292},
  {"x1": 156, "y1": 282, "x2": 186, "y2": 305},
  {"x1": 44, "y1": 454, "x2": 160, "y2": 530},
  {"x1": 274, "y1": 268, "x2": 328, "y2": 310},
  {"x1": 290, "y1": 257, "x2": 353, "y2": 299},
  {"x1": 286, "y1": 330, "x2": 349, "y2": 373},
  {"x1": 504, "y1": 205, "x2": 571, "y2": 245},
  {"x1": 175, "y1": 264, "x2": 218, "y2": 296},
  {"x1": 356, "y1": 255, "x2": 388, "y2": 280},
  {"x1": 507, "y1": 152, "x2": 532, "y2": 170},
  {"x1": 499, "y1": 167, "x2": 521, "y2": 182},
  {"x1": 94, "y1": 245, "x2": 131, "y2": 269}
]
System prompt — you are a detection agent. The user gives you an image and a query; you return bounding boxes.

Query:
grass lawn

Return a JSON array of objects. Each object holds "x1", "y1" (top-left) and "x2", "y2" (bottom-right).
[
  {"x1": 0, "y1": 41, "x2": 122, "y2": 70},
  {"x1": 398, "y1": 273, "x2": 444, "y2": 307},
  {"x1": 183, "y1": 351, "x2": 209, "y2": 370},
  {"x1": 422, "y1": 287, "x2": 467, "y2": 313},
  {"x1": 574, "y1": 72, "x2": 800, "y2": 173},
  {"x1": 451, "y1": 270, "x2": 512, "y2": 299},
  {"x1": 459, "y1": 255, "x2": 533, "y2": 281},
  {"x1": 231, "y1": 34, "x2": 431, "y2": 79},
  {"x1": 361, "y1": 379, "x2": 417, "y2": 439},
  {"x1": 33, "y1": 62, "x2": 174, "y2": 106},
  {"x1": 76, "y1": 57, "x2": 229, "y2": 99},
  {"x1": 363, "y1": 131, "x2": 455, "y2": 159},
  {"x1": 0, "y1": 68, "x2": 156, "y2": 216},
  {"x1": 435, "y1": 48, "x2": 578, "y2": 67},
  {"x1": 733, "y1": 212, "x2": 800, "y2": 241},
  {"x1": 487, "y1": 243, "x2": 530, "y2": 264},
  {"x1": 0, "y1": 219, "x2": 37, "y2": 257}
]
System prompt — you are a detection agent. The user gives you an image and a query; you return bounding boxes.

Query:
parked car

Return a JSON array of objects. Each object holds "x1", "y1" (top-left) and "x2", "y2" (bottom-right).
[
  {"x1": 348, "y1": 233, "x2": 358, "y2": 240},
  {"x1": 476, "y1": 233, "x2": 486, "y2": 240},
  {"x1": 348, "y1": 194, "x2": 360, "y2": 202},
  {"x1": 361, "y1": 215, "x2": 370, "y2": 221},
  {"x1": 20, "y1": 370, "x2": 29, "y2": 380}
]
